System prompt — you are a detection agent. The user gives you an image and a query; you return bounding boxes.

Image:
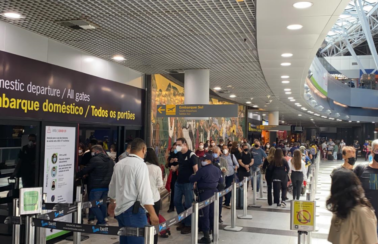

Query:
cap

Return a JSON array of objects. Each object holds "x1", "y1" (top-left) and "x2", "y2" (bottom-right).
[{"x1": 201, "y1": 152, "x2": 213, "y2": 162}]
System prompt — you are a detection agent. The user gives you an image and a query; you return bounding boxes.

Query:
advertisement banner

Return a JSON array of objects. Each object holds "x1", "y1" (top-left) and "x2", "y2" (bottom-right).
[
  {"x1": 43, "y1": 126, "x2": 76, "y2": 240},
  {"x1": 310, "y1": 57, "x2": 329, "y2": 96},
  {"x1": 0, "y1": 51, "x2": 144, "y2": 125}
]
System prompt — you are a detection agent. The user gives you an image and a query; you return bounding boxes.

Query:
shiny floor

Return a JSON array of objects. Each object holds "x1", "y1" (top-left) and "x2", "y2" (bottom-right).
[{"x1": 57, "y1": 159, "x2": 358, "y2": 244}]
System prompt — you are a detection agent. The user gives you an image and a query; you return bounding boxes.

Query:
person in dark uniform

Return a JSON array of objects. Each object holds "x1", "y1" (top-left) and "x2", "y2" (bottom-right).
[
  {"x1": 190, "y1": 153, "x2": 223, "y2": 244},
  {"x1": 13, "y1": 134, "x2": 37, "y2": 187},
  {"x1": 167, "y1": 143, "x2": 178, "y2": 213}
]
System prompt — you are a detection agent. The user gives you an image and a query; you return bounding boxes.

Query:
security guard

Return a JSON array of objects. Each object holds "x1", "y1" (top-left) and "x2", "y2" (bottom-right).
[{"x1": 190, "y1": 152, "x2": 223, "y2": 244}]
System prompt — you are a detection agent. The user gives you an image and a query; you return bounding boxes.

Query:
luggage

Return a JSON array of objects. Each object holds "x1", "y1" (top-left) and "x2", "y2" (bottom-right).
[
  {"x1": 236, "y1": 186, "x2": 244, "y2": 209},
  {"x1": 148, "y1": 214, "x2": 171, "y2": 237},
  {"x1": 327, "y1": 154, "x2": 334, "y2": 160}
]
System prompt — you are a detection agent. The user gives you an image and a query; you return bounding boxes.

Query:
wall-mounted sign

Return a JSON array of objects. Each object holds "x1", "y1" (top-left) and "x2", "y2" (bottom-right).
[
  {"x1": 156, "y1": 104, "x2": 238, "y2": 117},
  {"x1": 19, "y1": 187, "x2": 42, "y2": 215},
  {"x1": 290, "y1": 200, "x2": 315, "y2": 232},
  {"x1": 0, "y1": 51, "x2": 144, "y2": 125},
  {"x1": 43, "y1": 126, "x2": 76, "y2": 240}
]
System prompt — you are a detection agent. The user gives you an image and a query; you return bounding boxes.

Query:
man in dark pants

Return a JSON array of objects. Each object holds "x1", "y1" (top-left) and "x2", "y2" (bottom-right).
[{"x1": 190, "y1": 153, "x2": 223, "y2": 244}]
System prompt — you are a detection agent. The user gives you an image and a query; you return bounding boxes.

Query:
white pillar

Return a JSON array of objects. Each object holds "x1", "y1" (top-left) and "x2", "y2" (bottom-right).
[
  {"x1": 268, "y1": 111, "x2": 279, "y2": 126},
  {"x1": 184, "y1": 69, "x2": 210, "y2": 105}
]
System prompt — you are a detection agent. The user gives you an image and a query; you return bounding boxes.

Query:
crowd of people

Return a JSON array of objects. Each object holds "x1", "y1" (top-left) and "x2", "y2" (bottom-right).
[{"x1": 74, "y1": 136, "x2": 378, "y2": 244}]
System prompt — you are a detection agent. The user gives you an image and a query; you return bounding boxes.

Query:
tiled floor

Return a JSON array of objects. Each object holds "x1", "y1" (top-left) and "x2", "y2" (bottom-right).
[{"x1": 57, "y1": 158, "x2": 365, "y2": 244}]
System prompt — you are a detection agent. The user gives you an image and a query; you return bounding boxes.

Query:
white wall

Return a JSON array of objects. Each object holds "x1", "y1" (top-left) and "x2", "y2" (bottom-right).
[
  {"x1": 324, "y1": 55, "x2": 376, "y2": 78},
  {"x1": 0, "y1": 21, "x2": 144, "y2": 89}
]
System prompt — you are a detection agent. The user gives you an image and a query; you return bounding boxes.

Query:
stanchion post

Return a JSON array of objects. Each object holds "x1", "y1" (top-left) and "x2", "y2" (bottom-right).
[
  {"x1": 249, "y1": 171, "x2": 261, "y2": 208},
  {"x1": 73, "y1": 186, "x2": 82, "y2": 244},
  {"x1": 258, "y1": 172, "x2": 265, "y2": 199},
  {"x1": 144, "y1": 226, "x2": 155, "y2": 244},
  {"x1": 213, "y1": 192, "x2": 219, "y2": 244},
  {"x1": 25, "y1": 215, "x2": 35, "y2": 244},
  {"x1": 191, "y1": 203, "x2": 199, "y2": 244},
  {"x1": 224, "y1": 182, "x2": 243, "y2": 232},
  {"x1": 237, "y1": 177, "x2": 252, "y2": 219},
  {"x1": 12, "y1": 198, "x2": 20, "y2": 244},
  {"x1": 36, "y1": 194, "x2": 46, "y2": 244}
]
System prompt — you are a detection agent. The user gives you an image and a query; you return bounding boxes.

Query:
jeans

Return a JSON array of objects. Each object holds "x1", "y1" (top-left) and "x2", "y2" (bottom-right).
[
  {"x1": 251, "y1": 170, "x2": 261, "y2": 192},
  {"x1": 174, "y1": 182, "x2": 194, "y2": 227},
  {"x1": 116, "y1": 207, "x2": 147, "y2": 244},
  {"x1": 291, "y1": 172, "x2": 303, "y2": 200},
  {"x1": 224, "y1": 175, "x2": 234, "y2": 206},
  {"x1": 89, "y1": 190, "x2": 108, "y2": 225}
]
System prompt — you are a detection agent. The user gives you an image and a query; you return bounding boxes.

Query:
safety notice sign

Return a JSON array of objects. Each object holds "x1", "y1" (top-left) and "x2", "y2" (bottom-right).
[
  {"x1": 290, "y1": 200, "x2": 315, "y2": 231},
  {"x1": 156, "y1": 104, "x2": 238, "y2": 117}
]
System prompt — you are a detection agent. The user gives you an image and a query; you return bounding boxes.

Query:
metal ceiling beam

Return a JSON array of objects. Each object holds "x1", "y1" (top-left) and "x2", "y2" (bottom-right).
[
  {"x1": 355, "y1": 0, "x2": 378, "y2": 70},
  {"x1": 343, "y1": 35, "x2": 367, "y2": 74}
]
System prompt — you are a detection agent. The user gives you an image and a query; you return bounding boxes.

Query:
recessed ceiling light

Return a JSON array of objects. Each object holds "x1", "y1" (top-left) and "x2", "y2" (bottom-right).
[
  {"x1": 3, "y1": 12, "x2": 22, "y2": 19},
  {"x1": 293, "y1": 2, "x2": 313, "y2": 9},
  {"x1": 296, "y1": 104, "x2": 301, "y2": 107},
  {"x1": 246, "y1": 101, "x2": 251, "y2": 104},
  {"x1": 281, "y1": 75, "x2": 290, "y2": 79},
  {"x1": 321, "y1": 116, "x2": 327, "y2": 118},
  {"x1": 287, "y1": 24, "x2": 303, "y2": 30},
  {"x1": 282, "y1": 80, "x2": 290, "y2": 84},
  {"x1": 373, "y1": 121, "x2": 376, "y2": 123},
  {"x1": 357, "y1": 121, "x2": 360, "y2": 123},
  {"x1": 290, "y1": 99, "x2": 296, "y2": 102},
  {"x1": 112, "y1": 55, "x2": 126, "y2": 61},
  {"x1": 262, "y1": 114, "x2": 266, "y2": 116},
  {"x1": 230, "y1": 94, "x2": 236, "y2": 98},
  {"x1": 337, "y1": 119, "x2": 342, "y2": 121},
  {"x1": 298, "y1": 114, "x2": 302, "y2": 116},
  {"x1": 285, "y1": 92, "x2": 292, "y2": 94},
  {"x1": 301, "y1": 107, "x2": 307, "y2": 110},
  {"x1": 288, "y1": 97, "x2": 294, "y2": 100},
  {"x1": 284, "y1": 88, "x2": 291, "y2": 91},
  {"x1": 308, "y1": 111, "x2": 314, "y2": 114},
  {"x1": 310, "y1": 118, "x2": 314, "y2": 121},
  {"x1": 281, "y1": 53, "x2": 293, "y2": 58},
  {"x1": 329, "y1": 118, "x2": 335, "y2": 120},
  {"x1": 349, "y1": 121, "x2": 352, "y2": 122},
  {"x1": 281, "y1": 62, "x2": 291, "y2": 66},
  {"x1": 253, "y1": 105, "x2": 258, "y2": 108},
  {"x1": 282, "y1": 120, "x2": 285, "y2": 123},
  {"x1": 214, "y1": 86, "x2": 221, "y2": 91},
  {"x1": 314, "y1": 113, "x2": 320, "y2": 116}
]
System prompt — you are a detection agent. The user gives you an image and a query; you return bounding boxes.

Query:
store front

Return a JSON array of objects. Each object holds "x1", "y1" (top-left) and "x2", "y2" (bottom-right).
[{"x1": 0, "y1": 50, "x2": 145, "y2": 242}]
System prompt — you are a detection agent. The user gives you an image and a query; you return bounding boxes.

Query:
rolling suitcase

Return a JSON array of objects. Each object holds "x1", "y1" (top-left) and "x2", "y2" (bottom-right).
[{"x1": 327, "y1": 154, "x2": 334, "y2": 160}]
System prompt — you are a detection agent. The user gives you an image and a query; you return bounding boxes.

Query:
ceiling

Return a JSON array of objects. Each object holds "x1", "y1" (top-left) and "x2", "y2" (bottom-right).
[
  {"x1": 257, "y1": 0, "x2": 352, "y2": 126},
  {"x1": 0, "y1": 0, "x2": 355, "y2": 126}
]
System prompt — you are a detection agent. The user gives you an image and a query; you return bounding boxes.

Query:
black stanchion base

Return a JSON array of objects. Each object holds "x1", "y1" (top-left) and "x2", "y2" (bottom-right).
[{"x1": 65, "y1": 235, "x2": 90, "y2": 241}]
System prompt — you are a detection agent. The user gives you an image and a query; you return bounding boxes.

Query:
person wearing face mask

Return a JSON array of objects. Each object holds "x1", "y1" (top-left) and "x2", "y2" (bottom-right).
[
  {"x1": 339, "y1": 139, "x2": 346, "y2": 150},
  {"x1": 331, "y1": 147, "x2": 356, "y2": 177},
  {"x1": 166, "y1": 143, "x2": 179, "y2": 213},
  {"x1": 243, "y1": 138, "x2": 251, "y2": 150},
  {"x1": 251, "y1": 140, "x2": 267, "y2": 191},
  {"x1": 13, "y1": 134, "x2": 37, "y2": 187},
  {"x1": 170, "y1": 138, "x2": 199, "y2": 234},
  {"x1": 195, "y1": 142, "x2": 206, "y2": 158},
  {"x1": 189, "y1": 153, "x2": 223, "y2": 243},
  {"x1": 218, "y1": 139, "x2": 225, "y2": 149},
  {"x1": 208, "y1": 140, "x2": 216, "y2": 152},
  {"x1": 264, "y1": 142, "x2": 271, "y2": 154},
  {"x1": 354, "y1": 139, "x2": 378, "y2": 232},
  {"x1": 238, "y1": 144, "x2": 254, "y2": 186},
  {"x1": 221, "y1": 144, "x2": 238, "y2": 209},
  {"x1": 76, "y1": 145, "x2": 114, "y2": 225},
  {"x1": 212, "y1": 146, "x2": 228, "y2": 223}
]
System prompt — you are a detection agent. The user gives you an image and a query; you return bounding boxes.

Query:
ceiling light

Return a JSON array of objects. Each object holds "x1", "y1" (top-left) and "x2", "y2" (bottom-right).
[
  {"x1": 214, "y1": 86, "x2": 221, "y2": 91},
  {"x1": 329, "y1": 118, "x2": 335, "y2": 120},
  {"x1": 281, "y1": 62, "x2": 291, "y2": 66},
  {"x1": 281, "y1": 75, "x2": 290, "y2": 79},
  {"x1": 310, "y1": 118, "x2": 314, "y2": 121},
  {"x1": 288, "y1": 97, "x2": 294, "y2": 100},
  {"x1": 296, "y1": 104, "x2": 301, "y2": 107},
  {"x1": 253, "y1": 105, "x2": 258, "y2": 108},
  {"x1": 246, "y1": 101, "x2": 251, "y2": 104},
  {"x1": 285, "y1": 92, "x2": 292, "y2": 94},
  {"x1": 282, "y1": 80, "x2": 290, "y2": 84},
  {"x1": 262, "y1": 114, "x2": 266, "y2": 116},
  {"x1": 337, "y1": 119, "x2": 342, "y2": 121},
  {"x1": 301, "y1": 107, "x2": 307, "y2": 110},
  {"x1": 281, "y1": 53, "x2": 293, "y2": 58},
  {"x1": 308, "y1": 111, "x2": 314, "y2": 114},
  {"x1": 321, "y1": 116, "x2": 327, "y2": 118},
  {"x1": 229, "y1": 94, "x2": 236, "y2": 98},
  {"x1": 298, "y1": 114, "x2": 302, "y2": 116},
  {"x1": 293, "y1": 2, "x2": 313, "y2": 9},
  {"x1": 3, "y1": 12, "x2": 22, "y2": 19},
  {"x1": 314, "y1": 113, "x2": 320, "y2": 116},
  {"x1": 284, "y1": 88, "x2": 291, "y2": 91},
  {"x1": 287, "y1": 24, "x2": 303, "y2": 30},
  {"x1": 373, "y1": 122, "x2": 376, "y2": 124},
  {"x1": 357, "y1": 121, "x2": 360, "y2": 123},
  {"x1": 112, "y1": 55, "x2": 126, "y2": 61},
  {"x1": 290, "y1": 99, "x2": 296, "y2": 102},
  {"x1": 349, "y1": 121, "x2": 352, "y2": 122}
]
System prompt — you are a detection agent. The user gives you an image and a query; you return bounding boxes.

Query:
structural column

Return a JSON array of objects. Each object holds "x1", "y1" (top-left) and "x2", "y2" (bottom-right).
[
  {"x1": 184, "y1": 69, "x2": 210, "y2": 104},
  {"x1": 268, "y1": 111, "x2": 279, "y2": 126}
]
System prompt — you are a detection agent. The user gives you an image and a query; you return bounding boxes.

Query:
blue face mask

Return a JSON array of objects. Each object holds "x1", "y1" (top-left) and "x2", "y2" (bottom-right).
[
  {"x1": 201, "y1": 161, "x2": 208, "y2": 166},
  {"x1": 174, "y1": 149, "x2": 178, "y2": 154},
  {"x1": 213, "y1": 153, "x2": 219, "y2": 159}
]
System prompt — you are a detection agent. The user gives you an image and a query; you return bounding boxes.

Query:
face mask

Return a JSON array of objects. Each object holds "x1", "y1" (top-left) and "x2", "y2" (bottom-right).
[
  {"x1": 91, "y1": 152, "x2": 95, "y2": 156},
  {"x1": 244, "y1": 149, "x2": 249, "y2": 152},
  {"x1": 199, "y1": 145, "x2": 204, "y2": 149},
  {"x1": 213, "y1": 153, "x2": 219, "y2": 159},
  {"x1": 347, "y1": 157, "x2": 356, "y2": 166},
  {"x1": 28, "y1": 141, "x2": 33, "y2": 147},
  {"x1": 254, "y1": 144, "x2": 259, "y2": 148},
  {"x1": 374, "y1": 154, "x2": 378, "y2": 162},
  {"x1": 176, "y1": 146, "x2": 182, "y2": 152},
  {"x1": 52, "y1": 171, "x2": 56, "y2": 177},
  {"x1": 78, "y1": 150, "x2": 83, "y2": 154},
  {"x1": 223, "y1": 149, "x2": 229, "y2": 155},
  {"x1": 211, "y1": 143, "x2": 215, "y2": 147},
  {"x1": 52, "y1": 157, "x2": 57, "y2": 163},
  {"x1": 266, "y1": 145, "x2": 270, "y2": 148},
  {"x1": 173, "y1": 149, "x2": 178, "y2": 154},
  {"x1": 201, "y1": 161, "x2": 208, "y2": 166},
  {"x1": 220, "y1": 144, "x2": 223, "y2": 146}
]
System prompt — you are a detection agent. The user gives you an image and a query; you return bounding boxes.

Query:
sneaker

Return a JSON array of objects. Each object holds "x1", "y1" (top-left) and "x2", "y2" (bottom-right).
[
  {"x1": 281, "y1": 201, "x2": 286, "y2": 208},
  {"x1": 223, "y1": 204, "x2": 231, "y2": 209},
  {"x1": 181, "y1": 226, "x2": 191, "y2": 234},
  {"x1": 277, "y1": 204, "x2": 281, "y2": 207}
]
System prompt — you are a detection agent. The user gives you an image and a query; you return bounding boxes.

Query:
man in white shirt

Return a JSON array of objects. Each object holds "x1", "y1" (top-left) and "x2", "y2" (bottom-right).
[{"x1": 108, "y1": 138, "x2": 158, "y2": 244}]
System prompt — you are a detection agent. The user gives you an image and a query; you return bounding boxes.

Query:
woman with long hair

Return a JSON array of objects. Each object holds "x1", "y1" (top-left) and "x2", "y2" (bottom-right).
[
  {"x1": 195, "y1": 141, "x2": 206, "y2": 158},
  {"x1": 271, "y1": 148, "x2": 290, "y2": 207},
  {"x1": 288, "y1": 150, "x2": 307, "y2": 200},
  {"x1": 262, "y1": 147, "x2": 276, "y2": 205},
  {"x1": 230, "y1": 141, "x2": 241, "y2": 159},
  {"x1": 327, "y1": 169, "x2": 377, "y2": 244},
  {"x1": 145, "y1": 148, "x2": 164, "y2": 244}
]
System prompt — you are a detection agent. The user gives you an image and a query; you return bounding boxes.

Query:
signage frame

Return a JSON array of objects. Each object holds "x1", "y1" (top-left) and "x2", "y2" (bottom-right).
[
  {"x1": 290, "y1": 200, "x2": 316, "y2": 232},
  {"x1": 156, "y1": 104, "x2": 238, "y2": 117},
  {"x1": 19, "y1": 187, "x2": 43, "y2": 215}
]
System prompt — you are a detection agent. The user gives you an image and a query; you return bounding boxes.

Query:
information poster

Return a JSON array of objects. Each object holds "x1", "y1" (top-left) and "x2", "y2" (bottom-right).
[
  {"x1": 290, "y1": 200, "x2": 315, "y2": 231},
  {"x1": 19, "y1": 187, "x2": 42, "y2": 215},
  {"x1": 43, "y1": 126, "x2": 76, "y2": 240}
]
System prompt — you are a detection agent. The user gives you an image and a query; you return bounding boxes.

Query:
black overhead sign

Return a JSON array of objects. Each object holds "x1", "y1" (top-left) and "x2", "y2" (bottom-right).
[{"x1": 156, "y1": 104, "x2": 238, "y2": 117}]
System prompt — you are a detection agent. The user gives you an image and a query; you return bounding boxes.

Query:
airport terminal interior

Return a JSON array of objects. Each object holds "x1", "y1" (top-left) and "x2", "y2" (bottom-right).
[{"x1": 1, "y1": 0, "x2": 378, "y2": 244}]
